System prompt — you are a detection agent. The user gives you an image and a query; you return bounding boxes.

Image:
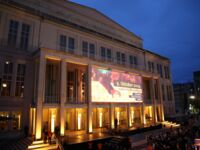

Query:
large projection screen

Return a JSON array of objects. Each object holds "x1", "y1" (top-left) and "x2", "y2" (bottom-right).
[{"x1": 91, "y1": 67, "x2": 143, "y2": 103}]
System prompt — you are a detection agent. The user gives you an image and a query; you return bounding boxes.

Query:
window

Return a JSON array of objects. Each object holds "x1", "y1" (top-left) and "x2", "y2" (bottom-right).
[
  {"x1": 116, "y1": 52, "x2": 121, "y2": 64},
  {"x1": 89, "y1": 43, "x2": 95, "y2": 58},
  {"x1": 160, "y1": 65, "x2": 163, "y2": 78},
  {"x1": 129, "y1": 55, "x2": 134, "y2": 65},
  {"x1": 20, "y1": 23, "x2": 30, "y2": 50},
  {"x1": 100, "y1": 47, "x2": 106, "y2": 60},
  {"x1": 107, "y1": 48, "x2": 112, "y2": 61},
  {"x1": 82, "y1": 41, "x2": 88, "y2": 56},
  {"x1": 157, "y1": 64, "x2": 160, "y2": 74},
  {"x1": 148, "y1": 61, "x2": 151, "y2": 71},
  {"x1": 0, "y1": 112, "x2": 9, "y2": 131},
  {"x1": 162, "y1": 85, "x2": 165, "y2": 101},
  {"x1": 134, "y1": 56, "x2": 138, "y2": 66},
  {"x1": 100, "y1": 47, "x2": 112, "y2": 61},
  {"x1": 151, "y1": 62, "x2": 154, "y2": 73},
  {"x1": 15, "y1": 64, "x2": 26, "y2": 97},
  {"x1": 0, "y1": 62, "x2": 13, "y2": 96},
  {"x1": 60, "y1": 35, "x2": 67, "y2": 50},
  {"x1": 8, "y1": 20, "x2": 19, "y2": 46},
  {"x1": 68, "y1": 37, "x2": 75, "y2": 51},
  {"x1": 121, "y1": 53, "x2": 126, "y2": 65}
]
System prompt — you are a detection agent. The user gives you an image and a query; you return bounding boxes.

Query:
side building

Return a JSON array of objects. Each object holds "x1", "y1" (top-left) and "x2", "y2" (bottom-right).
[{"x1": 0, "y1": 0, "x2": 175, "y2": 139}]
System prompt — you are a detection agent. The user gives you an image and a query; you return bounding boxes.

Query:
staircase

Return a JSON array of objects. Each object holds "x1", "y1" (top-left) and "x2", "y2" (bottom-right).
[
  {"x1": 0, "y1": 137, "x2": 32, "y2": 150},
  {"x1": 28, "y1": 139, "x2": 58, "y2": 150}
]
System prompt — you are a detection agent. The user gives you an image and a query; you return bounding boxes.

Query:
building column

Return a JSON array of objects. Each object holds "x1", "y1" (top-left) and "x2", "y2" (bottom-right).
[
  {"x1": 87, "y1": 64, "x2": 92, "y2": 133},
  {"x1": 110, "y1": 104, "x2": 114, "y2": 129},
  {"x1": 150, "y1": 78, "x2": 157, "y2": 124},
  {"x1": 141, "y1": 103, "x2": 146, "y2": 125},
  {"x1": 127, "y1": 104, "x2": 131, "y2": 127},
  {"x1": 158, "y1": 79, "x2": 165, "y2": 121},
  {"x1": 60, "y1": 59, "x2": 66, "y2": 136},
  {"x1": 35, "y1": 53, "x2": 46, "y2": 140}
]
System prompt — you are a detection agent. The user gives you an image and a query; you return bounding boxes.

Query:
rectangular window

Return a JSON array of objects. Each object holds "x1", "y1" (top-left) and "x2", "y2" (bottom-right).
[
  {"x1": 60, "y1": 35, "x2": 67, "y2": 51},
  {"x1": 121, "y1": 53, "x2": 126, "y2": 64},
  {"x1": 1, "y1": 62, "x2": 13, "y2": 96},
  {"x1": 100, "y1": 47, "x2": 106, "y2": 60},
  {"x1": 148, "y1": 61, "x2": 151, "y2": 71},
  {"x1": 116, "y1": 52, "x2": 121, "y2": 64},
  {"x1": 15, "y1": 64, "x2": 26, "y2": 97},
  {"x1": 157, "y1": 64, "x2": 160, "y2": 74},
  {"x1": 8, "y1": 20, "x2": 19, "y2": 46},
  {"x1": 89, "y1": 43, "x2": 95, "y2": 58},
  {"x1": 160, "y1": 65, "x2": 163, "y2": 78},
  {"x1": 82, "y1": 41, "x2": 88, "y2": 57},
  {"x1": 107, "y1": 48, "x2": 112, "y2": 61},
  {"x1": 0, "y1": 112, "x2": 9, "y2": 131},
  {"x1": 151, "y1": 62, "x2": 154, "y2": 73},
  {"x1": 20, "y1": 23, "x2": 30, "y2": 50},
  {"x1": 68, "y1": 37, "x2": 75, "y2": 51},
  {"x1": 129, "y1": 55, "x2": 134, "y2": 66},
  {"x1": 134, "y1": 56, "x2": 138, "y2": 66}
]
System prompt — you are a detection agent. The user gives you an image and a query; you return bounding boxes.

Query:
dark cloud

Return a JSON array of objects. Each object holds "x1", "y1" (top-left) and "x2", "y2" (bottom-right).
[{"x1": 70, "y1": 0, "x2": 200, "y2": 82}]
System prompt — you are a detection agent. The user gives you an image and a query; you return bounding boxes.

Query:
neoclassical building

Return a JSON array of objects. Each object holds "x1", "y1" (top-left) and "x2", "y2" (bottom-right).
[{"x1": 0, "y1": 0, "x2": 175, "y2": 139}]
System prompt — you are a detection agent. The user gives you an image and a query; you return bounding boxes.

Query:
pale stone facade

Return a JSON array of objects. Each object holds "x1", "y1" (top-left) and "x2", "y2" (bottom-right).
[{"x1": 0, "y1": 0, "x2": 175, "y2": 139}]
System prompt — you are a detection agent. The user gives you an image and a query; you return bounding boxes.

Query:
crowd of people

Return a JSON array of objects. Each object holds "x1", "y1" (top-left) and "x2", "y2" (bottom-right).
[{"x1": 147, "y1": 117, "x2": 200, "y2": 150}]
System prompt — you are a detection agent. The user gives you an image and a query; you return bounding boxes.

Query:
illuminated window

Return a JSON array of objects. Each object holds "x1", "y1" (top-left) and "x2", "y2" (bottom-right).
[
  {"x1": 0, "y1": 112, "x2": 9, "y2": 131},
  {"x1": 15, "y1": 64, "x2": 26, "y2": 97},
  {"x1": 12, "y1": 112, "x2": 21, "y2": 130},
  {"x1": 1, "y1": 62, "x2": 13, "y2": 96}
]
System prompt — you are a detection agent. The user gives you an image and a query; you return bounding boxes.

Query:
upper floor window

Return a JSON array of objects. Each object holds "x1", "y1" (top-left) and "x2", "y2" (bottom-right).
[
  {"x1": 89, "y1": 43, "x2": 95, "y2": 58},
  {"x1": 82, "y1": 41, "x2": 95, "y2": 58},
  {"x1": 7, "y1": 20, "x2": 31, "y2": 51},
  {"x1": 116, "y1": 51, "x2": 126, "y2": 65},
  {"x1": 129, "y1": 55, "x2": 138, "y2": 67},
  {"x1": 100, "y1": 47, "x2": 112, "y2": 61},
  {"x1": 121, "y1": 53, "x2": 126, "y2": 65},
  {"x1": 60, "y1": 35, "x2": 67, "y2": 51},
  {"x1": 164, "y1": 66, "x2": 170, "y2": 79},
  {"x1": 59, "y1": 35, "x2": 75, "y2": 53},
  {"x1": 116, "y1": 51, "x2": 121, "y2": 64},
  {"x1": 68, "y1": 37, "x2": 75, "y2": 51},
  {"x1": 15, "y1": 64, "x2": 26, "y2": 97},
  {"x1": 8, "y1": 20, "x2": 19, "y2": 46},
  {"x1": 20, "y1": 23, "x2": 30, "y2": 50}
]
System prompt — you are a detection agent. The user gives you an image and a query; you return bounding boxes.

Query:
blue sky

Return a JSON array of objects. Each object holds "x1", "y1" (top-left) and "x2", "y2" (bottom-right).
[{"x1": 70, "y1": 0, "x2": 200, "y2": 83}]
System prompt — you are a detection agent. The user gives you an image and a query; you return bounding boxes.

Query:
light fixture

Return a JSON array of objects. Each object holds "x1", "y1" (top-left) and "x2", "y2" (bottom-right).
[
  {"x1": 51, "y1": 114, "x2": 55, "y2": 133},
  {"x1": 99, "y1": 112, "x2": 102, "y2": 128},
  {"x1": 2, "y1": 83, "x2": 7, "y2": 88},
  {"x1": 78, "y1": 113, "x2": 81, "y2": 130},
  {"x1": 5, "y1": 61, "x2": 9, "y2": 64},
  {"x1": 189, "y1": 95, "x2": 195, "y2": 99}
]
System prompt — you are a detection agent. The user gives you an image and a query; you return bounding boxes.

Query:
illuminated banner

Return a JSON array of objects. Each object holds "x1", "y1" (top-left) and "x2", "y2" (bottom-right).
[{"x1": 91, "y1": 67, "x2": 143, "y2": 103}]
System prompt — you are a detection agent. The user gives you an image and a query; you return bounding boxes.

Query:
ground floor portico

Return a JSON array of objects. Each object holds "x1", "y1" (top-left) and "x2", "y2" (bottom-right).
[{"x1": 30, "y1": 103, "x2": 164, "y2": 139}]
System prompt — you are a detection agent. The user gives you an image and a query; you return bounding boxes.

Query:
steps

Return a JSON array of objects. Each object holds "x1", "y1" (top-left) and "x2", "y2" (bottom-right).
[
  {"x1": 0, "y1": 137, "x2": 33, "y2": 150},
  {"x1": 28, "y1": 139, "x2": 58, "y2": 150}
]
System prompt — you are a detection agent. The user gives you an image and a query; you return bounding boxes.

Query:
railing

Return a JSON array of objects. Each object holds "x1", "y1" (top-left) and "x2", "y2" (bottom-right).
[
  {"x1": 0, "y1": 38, "x2": 38, "y2": 52},
  {"x1": 66, "y1": 97, "x2": 87, "y2": 104},
  {"x1": 59, "y1": 46, "x2": 147, "y2": 72},
  {"x1": 44, "y1": 95, "x2": 60, "y2": 104}
]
